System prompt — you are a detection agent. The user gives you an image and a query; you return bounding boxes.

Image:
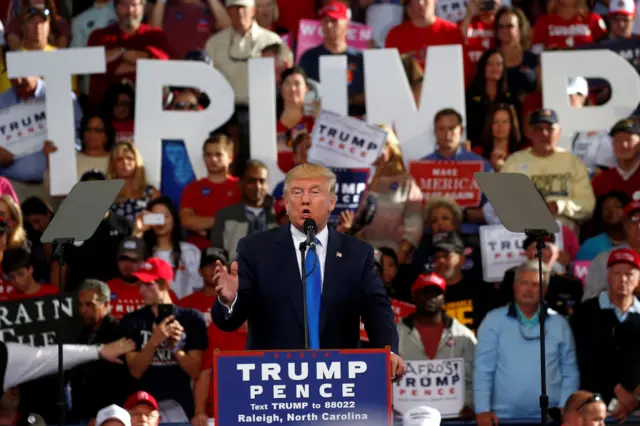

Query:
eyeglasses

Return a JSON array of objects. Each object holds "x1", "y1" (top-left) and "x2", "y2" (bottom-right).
[
  {"x1": 518, "y1": 322, "x2": 544, "y2": 341},
  {"x1": 498, "y1": 23, "x2": 515, "y2": 29},
  {"x1": 228, "y1": 34, "x2": 256, "y2": 62},
  {"x1": 576, "y1": 393, "x2": 603, "y2": 412},
  {"x1": 172, "y1": 102, "x2": 198, "y2": 110},
  {"x1": 85, "y1": 127, "x2": 105, "y2": 133}
]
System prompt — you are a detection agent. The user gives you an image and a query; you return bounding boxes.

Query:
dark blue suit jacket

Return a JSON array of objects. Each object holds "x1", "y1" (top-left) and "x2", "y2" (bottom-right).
[{"x1": 211, "y1": 225, "x2": 399, "y2": 352}]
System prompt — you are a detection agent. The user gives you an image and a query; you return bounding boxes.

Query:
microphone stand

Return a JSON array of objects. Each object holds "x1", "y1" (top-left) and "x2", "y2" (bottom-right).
[
  {"x1": 299, "y1": 241, "x2": 310, "y2": 350},
  {"x1": 525, "y1": 229, "x2": 549, "y2": 426}
]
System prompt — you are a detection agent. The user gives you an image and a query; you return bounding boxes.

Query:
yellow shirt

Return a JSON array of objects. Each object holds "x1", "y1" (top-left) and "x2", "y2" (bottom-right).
[
  {"x1": 0, "y1": 58, "x2": 12, "y2": 95},
  {"x1": 20, "y1": 45, "x2": 79, "y2": 93}
]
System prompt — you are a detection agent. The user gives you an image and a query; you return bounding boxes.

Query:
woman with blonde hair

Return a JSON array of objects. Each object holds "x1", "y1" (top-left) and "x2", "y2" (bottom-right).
[
  {"x1": 108, "y1": 141, "x2": 160, "y2": 224},
  {"x1": 0, "y1": 194, "x2": 50, "y2": 283},
  {"x1": 532, "y1": 0, "x2": 607, "y2": 51},
  {"x1": 338, "y1": 125, "x2": 423, "y2": 264}
]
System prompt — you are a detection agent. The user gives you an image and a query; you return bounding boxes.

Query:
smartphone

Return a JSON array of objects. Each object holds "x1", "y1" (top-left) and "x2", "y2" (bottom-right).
[
  {"x1": 480, "y1": 0, "x2": 496, "y2": 11},
  {"x1": 143, "y1": 213, "x2": 165, "y2": 226},
  {"x1": 156, "y1": 304, "x2": 175, "y2": 324}
]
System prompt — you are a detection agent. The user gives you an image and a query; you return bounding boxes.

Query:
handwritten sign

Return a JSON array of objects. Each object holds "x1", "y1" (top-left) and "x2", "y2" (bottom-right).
[
  {"x1": 479, "y1": 224, "x2": 564, "y2": 282},
  {"x1": 393, "y1": 359, "x2": 465, "y2": 419},
  {"x1": 0, "y1": 100, "x2": 47, "y2": 157},
  {"x1": 331, "y1": 168, "x2": 370, "y2": 224},
  {"x1": 214, "y1": 349, "x2": 392, "y2": 425},
  {"x1": 309, "y1": 110, "x2": 387, "y2": 168},
  {"x1": 408, "y1": 161, "x2": 483, "y2": 207},
  {"x1": 361, "y1": 299, "x2": 416, "y2": 342},
  {"x1": 296, "y1": 19, "x2": 372, "y2": 63},
  {"x1": 573, "y1": 260, "x2": 590, "y2": 286}
]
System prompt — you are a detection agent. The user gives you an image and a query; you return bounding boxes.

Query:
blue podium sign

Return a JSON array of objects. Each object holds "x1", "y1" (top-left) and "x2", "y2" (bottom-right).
[{"x1": 214, "y1": 349, "x2": 392, "y2": 425}]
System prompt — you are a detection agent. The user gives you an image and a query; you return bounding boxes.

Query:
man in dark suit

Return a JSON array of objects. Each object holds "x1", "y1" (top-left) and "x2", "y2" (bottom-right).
[{"x1": 212, "y1": 163, "x2": 405, "y2": 378}]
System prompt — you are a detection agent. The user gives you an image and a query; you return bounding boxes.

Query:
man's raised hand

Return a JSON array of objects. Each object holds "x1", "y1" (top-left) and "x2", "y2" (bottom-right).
[{"x1": 214, "y1": 260, "x2": 239, "y2": 305}]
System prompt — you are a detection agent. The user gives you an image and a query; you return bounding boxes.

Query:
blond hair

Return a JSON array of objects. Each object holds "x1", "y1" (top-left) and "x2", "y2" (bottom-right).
[
  {"x1": 377, "y1": 124, "x2": 406, "y2": 174},
  {"x1": 0, "y1": 195, "x2": 27, "y2": 248},
  {"x1": 108, "y1": 141, "x2": 149, "y2": 202},
  {"x1": 284, "y1": 163, "x2": 337, "y2": 197},
  {"x1": 424, "y1": 196, "x2": 463, "y2": 225}
]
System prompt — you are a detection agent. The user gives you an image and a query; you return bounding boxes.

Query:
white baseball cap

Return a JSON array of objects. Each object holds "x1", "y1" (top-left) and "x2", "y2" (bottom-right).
[
  {"x1": 610, "y1": 0, "x2": 636, "y2": 16},
  {"x1": 226, "y1": 0, "x2": 255, "y2": 6},
  {"x1": 403, "y1": 406, "x2": 442, "y2": 426},
  {"x1": 567, "y1": 77, "x2": 589, "y2": 96},
  {"x1": 96, "y1": 405, "x2": 131, "y2": 426}
]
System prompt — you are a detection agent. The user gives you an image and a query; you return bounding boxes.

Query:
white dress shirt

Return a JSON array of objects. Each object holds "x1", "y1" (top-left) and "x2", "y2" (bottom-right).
[
  {"x1": 222, "y1": 224, "x2": 330, "y2": 312},
  {"x1": 290, "y1": 224, "x2": 328, "y2": 286}
]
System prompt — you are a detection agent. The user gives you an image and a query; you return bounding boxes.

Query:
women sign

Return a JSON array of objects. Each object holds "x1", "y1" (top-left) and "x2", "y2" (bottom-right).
[{"x1": 296, "y1": 19, "x2": 372, "y2": 63}]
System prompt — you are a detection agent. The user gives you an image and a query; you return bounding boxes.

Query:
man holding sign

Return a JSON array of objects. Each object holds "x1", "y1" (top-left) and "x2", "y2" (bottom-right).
[{"x1": 212, "y1": 163, "x2": 405, "y2": 379}]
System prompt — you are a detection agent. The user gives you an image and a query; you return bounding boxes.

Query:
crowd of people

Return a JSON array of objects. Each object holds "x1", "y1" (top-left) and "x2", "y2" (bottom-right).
[{"x1": 0, "y1": 0, "x2": 638, "y2": 424}]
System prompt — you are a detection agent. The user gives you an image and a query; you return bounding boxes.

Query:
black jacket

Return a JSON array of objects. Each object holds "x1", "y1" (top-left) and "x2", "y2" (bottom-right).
[
  {"x1": 69, "y1": 315, "x2": 129, "y2": 422},
  {"x1": 570, "y1": 297, "x2": 640, "y2": 403}
]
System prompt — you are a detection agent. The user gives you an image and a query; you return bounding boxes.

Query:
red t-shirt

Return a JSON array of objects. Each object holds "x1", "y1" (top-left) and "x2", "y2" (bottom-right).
[
  {"x1": 112, "y1": 119, "x2": 135, "y2": 143},
  {"x1": 0, "y1": 283, "x2": 58, "y2": 302},
  {"x1": 385, "y1": 18, "x2": 472, "y2": 85},
  {"x1": 592, "y1": 166, "x2": 640, "y2": 200},
  {"x1": 177, "y1": 290, "x2": 216, "y2": 327},
  {"x1": 532, "y1": 12, "x2": 607, "y2": 50},
  {"x1": 276, "y1": 115, "x2": 315, "y2": 173},
  {"x1": 180, "y1": 177, "x2": 242, "y2": 250},
  {"x1": 87, "y1": 23, "x2": 171, "y2": 111},
  {"x1": 107, "y1": 277, "x2": 178, "y2": 320},
  {"x1": 163, "y1": 1, "x2": 217, "y2": 59},
  {"x1": 201, "y1": 321, "x2": 248, "y2": 417},
  {"x1": 275, "y1": 0, "x2": 316, "y2": 41},
  {"x1": 414, "y1": 322, "x2": 445, "y2": 359},
  {"x1": 464, "y1": 17, "x2": 494, "y2": 64}
]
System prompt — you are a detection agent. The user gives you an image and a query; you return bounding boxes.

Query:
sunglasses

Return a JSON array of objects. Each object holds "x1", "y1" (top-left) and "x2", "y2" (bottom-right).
[
  {"x1": 26, "y1": 7, "x2": 50, "y2": 17},
  {"x1": 576, "y1": 393, "x2": 603, "y2": 412}
]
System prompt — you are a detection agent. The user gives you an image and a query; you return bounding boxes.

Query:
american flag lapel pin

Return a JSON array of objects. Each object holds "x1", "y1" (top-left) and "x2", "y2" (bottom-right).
[{"x1": 336, "y1": 252, "x2": 342, "y2": 258}]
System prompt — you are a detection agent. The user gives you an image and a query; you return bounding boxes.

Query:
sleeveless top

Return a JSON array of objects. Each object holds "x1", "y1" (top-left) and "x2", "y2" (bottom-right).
[{"x1": 109, "y1": 185, "x2": 155, "y2": 225}]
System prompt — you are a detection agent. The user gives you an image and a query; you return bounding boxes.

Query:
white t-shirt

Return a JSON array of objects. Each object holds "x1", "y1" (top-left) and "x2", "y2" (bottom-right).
[
  {"x1": 571, "y1": 130, "x2": 617, "y2": 170},
  {"x1": 154, "y1": 241, "x2": 203, "y2": 299}
]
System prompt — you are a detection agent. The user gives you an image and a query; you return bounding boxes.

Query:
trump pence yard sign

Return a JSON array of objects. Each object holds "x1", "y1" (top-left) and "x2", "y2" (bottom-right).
[{"x1": 214, "y1": 349, "x2": 392, "y2": 425}]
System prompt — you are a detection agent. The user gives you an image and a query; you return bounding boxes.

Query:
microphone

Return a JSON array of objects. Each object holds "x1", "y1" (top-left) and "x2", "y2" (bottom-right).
[
  {"x1": 348, "y1": 194, "x2": 378, "y2": 235},
  {"x1": 303, "y1": 218, "x2": 318, "y2": 248}
]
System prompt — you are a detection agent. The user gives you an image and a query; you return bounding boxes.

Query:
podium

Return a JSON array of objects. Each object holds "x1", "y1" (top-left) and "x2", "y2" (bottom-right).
[{"x1": 213, "y1": 349, "x2": 392, "y2": 425}]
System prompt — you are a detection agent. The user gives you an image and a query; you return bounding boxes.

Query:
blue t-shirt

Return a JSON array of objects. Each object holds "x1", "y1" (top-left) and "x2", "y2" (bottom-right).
[
  {"x1": 298, "y1": 44, "x2": 365, "y2": 115},
  {"x1": 120, "y1": 305, "x2": 207, "y2": 418},
  {"x1": 575, "y1": 233, "x2": 614, "y2": 261}
]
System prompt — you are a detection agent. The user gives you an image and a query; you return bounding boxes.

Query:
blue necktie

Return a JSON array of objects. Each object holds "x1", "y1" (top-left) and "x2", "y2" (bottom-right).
[{"x1": 305, "y1": 238, "x2": 322, "y2": 349}]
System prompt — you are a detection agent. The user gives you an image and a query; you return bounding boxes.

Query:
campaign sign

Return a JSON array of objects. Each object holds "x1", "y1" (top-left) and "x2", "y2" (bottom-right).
[
  {"x1": 0, "y1": 99, "x2": 48, "y2": 157},
  {"x1": 573, "y1": 260, "x2": 590, "y2": 286},
  {"x1": 296, "y1": 19, "x2": 372, "y2": 64},
  {"x1": 393, "y1": 359, "x2": 465, "y2": 419},
  {"x1": 0, "y1": 293, "x2": 80, "y2": 346},
  {"x1": 309, "y1": 110, "x2": 387, "y2": 168},
  {"x1": 360, "y1": 299, "x2": 416, "y2": 342},
  {"x1": 479, "y1": 224, "x2": 564, "y2": 282},
  {"x1": 214, "y1": 349, "x2": 392, "y2": 426},
  {"x1": 330, "y1": 168, "x2": 370, "y2": 224},
  {"x1": 408, "y1": 161, "x2": 483, "y2": 207}
]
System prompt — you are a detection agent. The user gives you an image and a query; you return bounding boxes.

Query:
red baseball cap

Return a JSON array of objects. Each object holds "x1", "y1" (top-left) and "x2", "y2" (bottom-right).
[
  {"x1": 123, "y1": 391, "x2": 159, "y2": 411},
  {"x1": 133, "y1": 257, "x2": 174, "y2": 283},
  {"x1": 623, "y1": 201, "x2": 640, "y2": 219},
  {"x1": 607, "y1": 248, "x2": 640, "y2": 269},
  {"x1": 411, "y1": 273, "x2": 446, "y2": 294},
  {"x1": 319, "y1": 1, "x2": 349, "y2": 20}
]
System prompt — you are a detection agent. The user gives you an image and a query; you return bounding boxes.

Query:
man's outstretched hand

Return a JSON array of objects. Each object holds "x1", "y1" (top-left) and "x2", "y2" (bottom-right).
[
  {"x1": 214, "y1": 260, "x2": 239, "y2": 305},
  {"x1": 99, "y1": 338, "x2": 136, "y2": 363}
]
